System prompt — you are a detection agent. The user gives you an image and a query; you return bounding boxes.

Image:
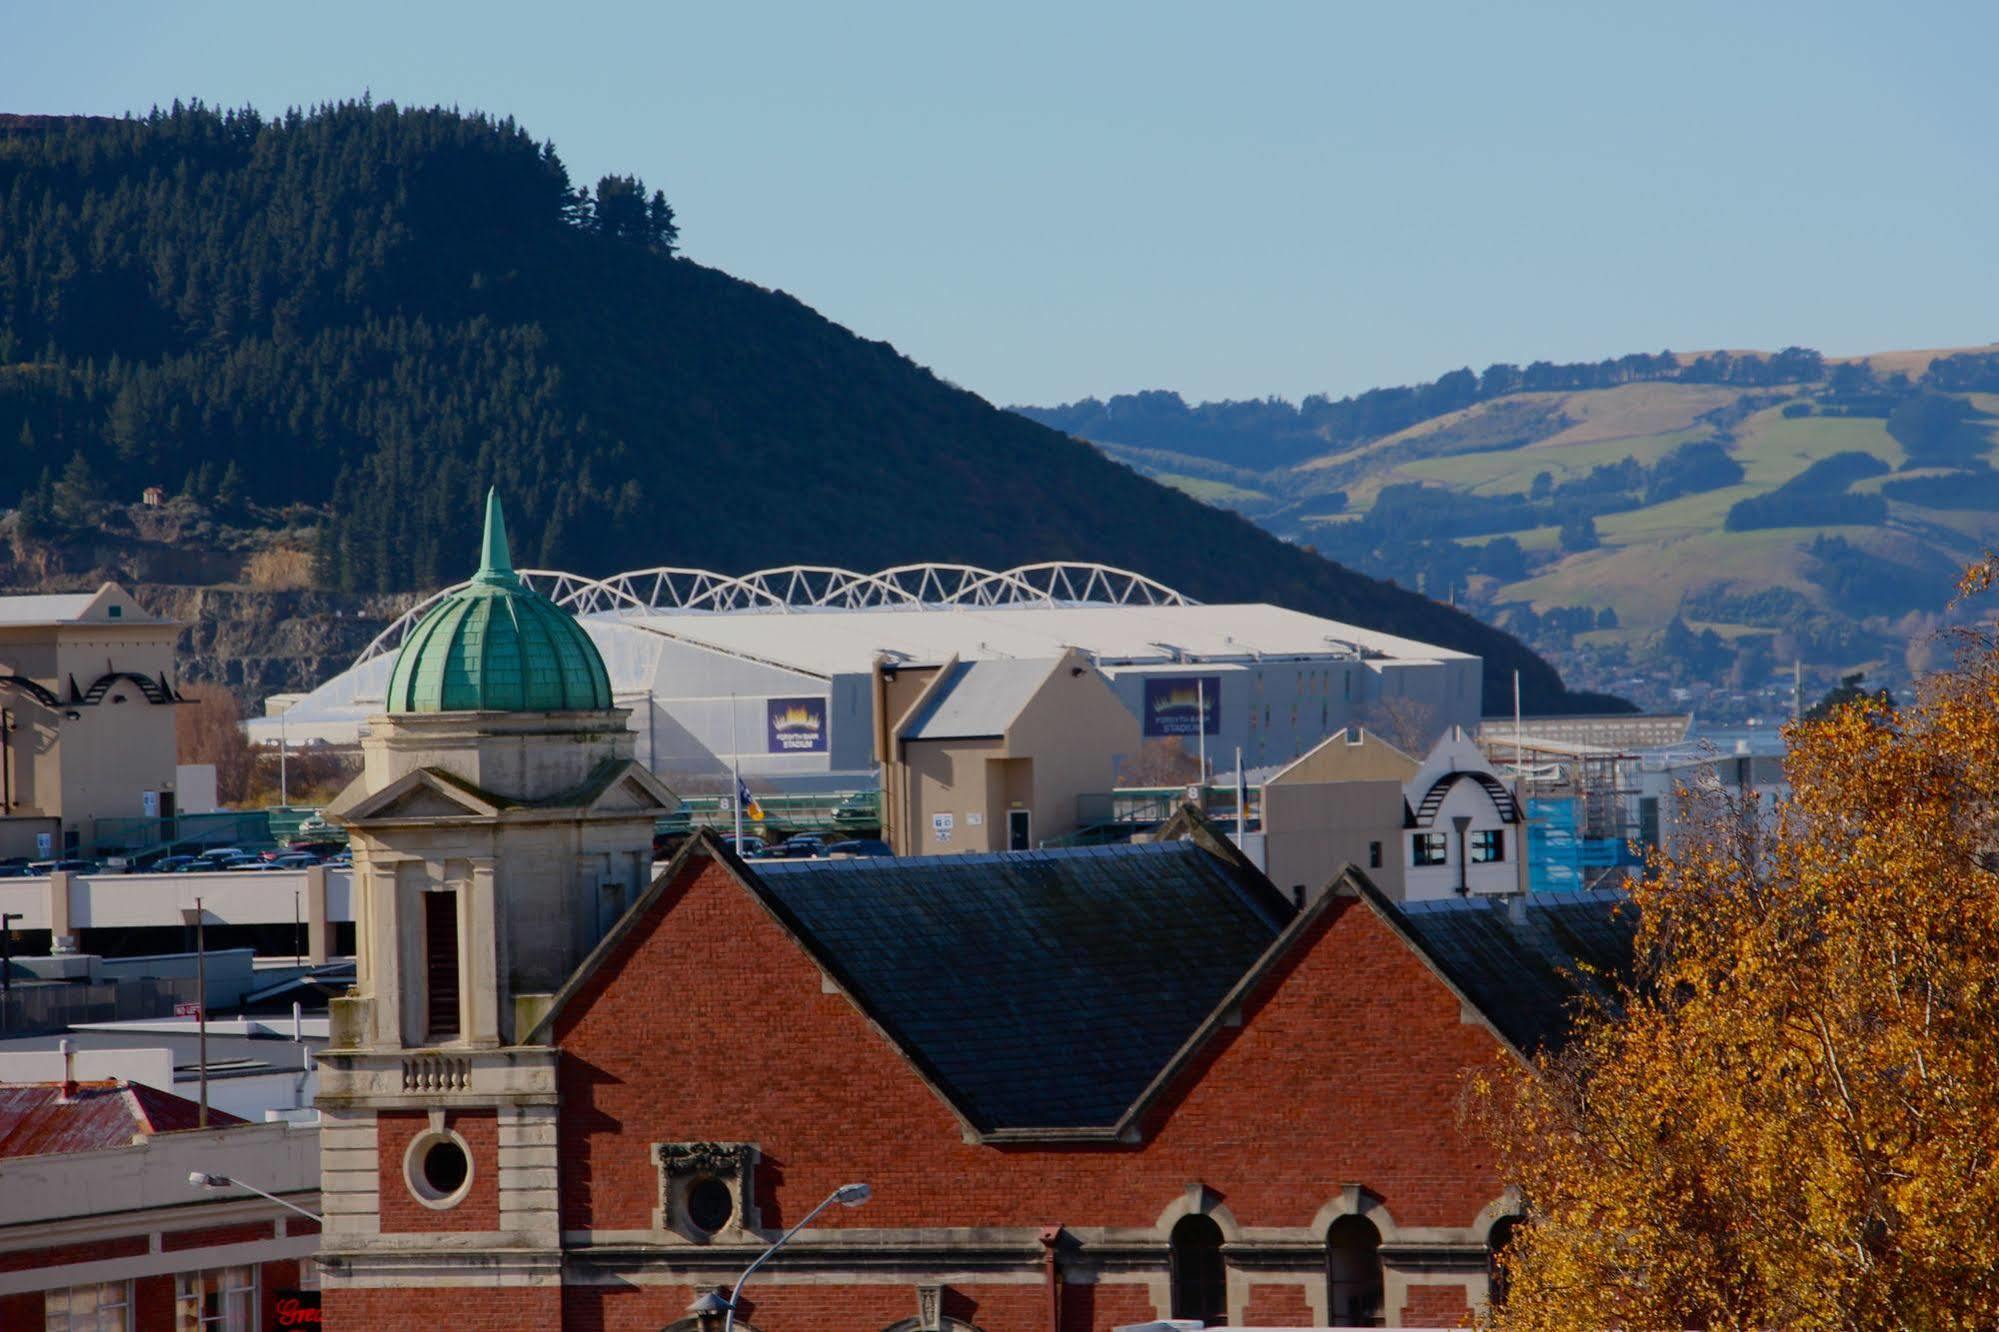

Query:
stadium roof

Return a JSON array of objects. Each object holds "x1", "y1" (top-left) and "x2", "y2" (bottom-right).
[
  {"x1": 258, "y1": 562, "x2": 1475, "y2": 743},
  {"x1": 601, "y1": 600, "x2": 1469, "y2": 679}
]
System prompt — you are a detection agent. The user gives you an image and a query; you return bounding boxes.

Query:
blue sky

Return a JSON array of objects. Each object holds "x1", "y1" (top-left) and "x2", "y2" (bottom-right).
[{"x1": 5, "y1": 2, "x2": 1995, "y2": 405}]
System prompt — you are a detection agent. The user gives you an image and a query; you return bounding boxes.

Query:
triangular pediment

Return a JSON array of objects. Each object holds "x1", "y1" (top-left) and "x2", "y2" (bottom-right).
[
  {"x1": 336, "y1": 768, "x2": 503, "y2": 823},
  {"x1": 580, "y1": 761, "x2": 678, "y2": 816}
]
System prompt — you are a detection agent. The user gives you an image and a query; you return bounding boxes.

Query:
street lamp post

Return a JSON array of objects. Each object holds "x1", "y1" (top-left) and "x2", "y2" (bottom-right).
[
  {"x1": 187, "y1": 1171, "x2": 323, "y2": 1224},
  {"x1": 721, "y1": 1182, "x2": 870, "y2": 1332}
]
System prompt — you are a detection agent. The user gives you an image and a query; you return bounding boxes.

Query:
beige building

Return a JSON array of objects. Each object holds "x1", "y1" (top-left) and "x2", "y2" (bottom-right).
[
  {"x1": 1258, "y1": 727, "x2": 1420, "y2": 900},
  {"x1": 878, "y1": 649, "x2": 1139, "y2": 855},
  {"x1": 0, "y1": 584, "x2": 182, "y2": 860},
  {"x1": 1252, "y1": 727, "x2": 1529, "y2": 901}
]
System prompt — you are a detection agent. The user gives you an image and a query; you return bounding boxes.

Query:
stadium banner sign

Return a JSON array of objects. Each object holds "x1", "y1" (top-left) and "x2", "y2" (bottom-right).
[
  {"x1": 766, "y1": 697, "x2": 829, "y2": 753},
  {"x1": 1143, "y1": 675, "x2": 1220, "y2": 737}
]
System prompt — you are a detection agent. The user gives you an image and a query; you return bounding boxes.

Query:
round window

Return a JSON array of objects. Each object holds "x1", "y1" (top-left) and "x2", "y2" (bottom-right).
[
  {"x1": 403, "y1": 1128, "x2": 474, "y2": 1209},
  {"x1": 685, "y1": 1176, "x2": 734, "y2": 1233},
  {"x1": 423, "y1": 1138, "x2": 469, "y2": 1195}
]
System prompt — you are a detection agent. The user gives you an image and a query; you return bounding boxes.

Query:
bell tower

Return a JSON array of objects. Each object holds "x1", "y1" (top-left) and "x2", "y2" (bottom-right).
[{"x1": 315, "y1": 491, "x2": 675, "y2": 1311}]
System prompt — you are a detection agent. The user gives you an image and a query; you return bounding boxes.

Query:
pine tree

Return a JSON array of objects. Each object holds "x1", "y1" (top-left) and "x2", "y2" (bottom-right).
[{"x1": 53, "y1": 450, "x2": 101, "y2": 525}]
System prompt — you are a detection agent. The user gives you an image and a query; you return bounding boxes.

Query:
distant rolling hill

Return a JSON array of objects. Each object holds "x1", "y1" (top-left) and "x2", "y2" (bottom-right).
[
  {"x1": 0, "y1": 102, "x2": 1610, "y2": 715},
  {"x1": 1018, "y1": 346, "x2": 1999, "y2": 702}
]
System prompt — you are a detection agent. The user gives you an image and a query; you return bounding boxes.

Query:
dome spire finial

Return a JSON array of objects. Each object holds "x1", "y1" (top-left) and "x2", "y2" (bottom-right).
[{"x1": 475, "y1": 487, "x2": 519, "y2": 587}]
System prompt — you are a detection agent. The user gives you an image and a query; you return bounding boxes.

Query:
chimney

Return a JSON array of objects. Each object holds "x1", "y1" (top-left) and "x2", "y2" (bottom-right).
[{"x1": 58, "y1": 1038, "x2": 77, "y2": 1100}]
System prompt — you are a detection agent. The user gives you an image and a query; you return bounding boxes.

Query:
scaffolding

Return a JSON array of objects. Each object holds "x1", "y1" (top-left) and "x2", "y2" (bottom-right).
[{"x1": 1483, "y1": 734, "x2": 1645, "y2": 892}]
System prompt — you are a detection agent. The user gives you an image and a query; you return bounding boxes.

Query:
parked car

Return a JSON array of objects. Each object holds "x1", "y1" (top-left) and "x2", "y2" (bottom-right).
[
  {"x1": 148, "y1": 855, "x2": 199, "y2": 874},
  {"x1": 722, "y1": 836, "x2": 766, "y2": 858},
  {"x1": 825, "y1": 838, "x2": 892, "y2": 858},
  {"x1": 323, "y1": 851, "x2": 353, "y2": 868},
  {"x1": 269, "y1": 853, "x2": 320, "y2": 869},
  {"x1": 197, "y1": 847, "x2": 247, "y2": 865},
  {"x1": 28, "y1": 859, "x2": 100, "y2": 875},
  {"x1": 786, "y1": 835, "x2": 827, "y2": 857},
  {"x1": 752, "y1": 839, "x2": 818, "y2": 860}
]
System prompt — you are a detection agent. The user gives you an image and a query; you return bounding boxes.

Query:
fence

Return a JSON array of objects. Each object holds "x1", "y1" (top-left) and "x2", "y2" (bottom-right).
[
  {"x1": 91, "y1": 806, "x2": 345, "y2": 862},
  {"x1": 0, "y1": 976, "x2": 203, "y2": 1037},
  {"x1": 658, "y1": 791, "x2": 880, "y2": 837}
]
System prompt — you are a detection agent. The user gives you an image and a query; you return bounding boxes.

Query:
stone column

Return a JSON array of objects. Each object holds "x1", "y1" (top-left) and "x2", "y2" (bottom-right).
[{"x1": 463, "y1": 858, "x2": 500, "y2": 1047}]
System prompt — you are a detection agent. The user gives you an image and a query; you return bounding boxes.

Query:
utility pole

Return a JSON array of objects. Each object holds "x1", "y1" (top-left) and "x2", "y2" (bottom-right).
[{"x1": 194, "y1": 896, "x2": 208, "y2": 1129}]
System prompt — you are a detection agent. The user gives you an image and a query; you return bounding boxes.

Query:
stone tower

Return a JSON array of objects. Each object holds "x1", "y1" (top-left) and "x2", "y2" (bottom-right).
[{"x1": 316, "y1": 490, "x2": 675, "y2": 1305}]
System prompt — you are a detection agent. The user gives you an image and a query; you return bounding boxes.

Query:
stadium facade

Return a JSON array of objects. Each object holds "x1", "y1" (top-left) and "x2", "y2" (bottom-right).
[{"x1": 256, "y1": 563, "x2": 1481, "y2": 790}]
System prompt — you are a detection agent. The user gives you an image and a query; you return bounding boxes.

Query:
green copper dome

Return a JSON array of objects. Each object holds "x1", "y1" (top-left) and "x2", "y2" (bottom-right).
[{"x1": 385, "y1": 490, "x2": 614, "y2": 714}]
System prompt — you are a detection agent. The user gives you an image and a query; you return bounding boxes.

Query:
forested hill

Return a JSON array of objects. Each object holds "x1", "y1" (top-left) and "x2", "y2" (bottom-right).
[{"x1": 0, "y1": 102, "x2": 1611, "y2": 714}]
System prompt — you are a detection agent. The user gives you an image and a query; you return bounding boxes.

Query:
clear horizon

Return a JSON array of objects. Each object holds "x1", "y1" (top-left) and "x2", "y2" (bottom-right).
[{"x1": 4, "y1": 0, "x2": 1995, "y2": 406}]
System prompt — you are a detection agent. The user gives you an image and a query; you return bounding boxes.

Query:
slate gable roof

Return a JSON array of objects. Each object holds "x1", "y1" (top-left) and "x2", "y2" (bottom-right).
[
  {"x1": 535, "y1": 819, "x2": 1637, "y2": 1144},
  {"x1": 1376, "y1": 890, "x2": 1636, "y2": 1055},
  {"x1": 747, "y1": 842, "x2": 1292, "y2": 1134}
]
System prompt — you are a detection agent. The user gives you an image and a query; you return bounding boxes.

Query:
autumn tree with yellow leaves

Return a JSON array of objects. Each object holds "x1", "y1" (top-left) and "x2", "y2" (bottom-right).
[{"x1": 1477, "y1": 573, "x2": 1999, "y2": 1330}]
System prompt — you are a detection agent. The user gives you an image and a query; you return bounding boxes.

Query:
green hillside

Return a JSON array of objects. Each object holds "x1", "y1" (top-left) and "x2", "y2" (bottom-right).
[
  {"x1": 1021, "y1": 352, "x2": 1999, "y2": 711},
  {"x1": 0, "y1": 102, "x2": 1607, "y2": 714}
]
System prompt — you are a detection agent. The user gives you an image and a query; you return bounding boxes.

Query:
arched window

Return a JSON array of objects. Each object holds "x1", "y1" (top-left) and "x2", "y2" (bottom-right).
[
  {"x1": 1169, "y1": 1213, "x2": 1227, "y2": 1325},
  {"x1": 1326, "y1": 1214, "x2": 1384, "y2": 1327},
  {"x1": 1487, "y1": 1214, "x2": 1525, "y2": 1307}
]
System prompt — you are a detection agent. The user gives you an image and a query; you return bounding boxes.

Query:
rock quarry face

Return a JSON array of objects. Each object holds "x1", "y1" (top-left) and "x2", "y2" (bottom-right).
[
  {"x1": 145, "y1": 584, "x2": 408, "y2": 703},
  {"x1": 2, "y1": 505, "x2": 415, "y2": 706}
]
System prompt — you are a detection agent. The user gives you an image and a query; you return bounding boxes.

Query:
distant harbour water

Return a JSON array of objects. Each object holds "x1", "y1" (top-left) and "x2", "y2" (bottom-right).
[{"x1": 1687, "y1": 723, "x2": 1789, "y2": 757}]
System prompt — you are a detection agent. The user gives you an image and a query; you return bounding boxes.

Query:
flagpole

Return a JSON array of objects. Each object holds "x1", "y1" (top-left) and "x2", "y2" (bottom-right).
[
  {"x1": 731, "y1": 696, "x2": 744, "y2": 851},
  {"x1": 1234, "y1": 745, "x2": 1245, "y2": 849},
  {"x1": 1196, "y1": 679, "x2": 1208, "y2": 787}
]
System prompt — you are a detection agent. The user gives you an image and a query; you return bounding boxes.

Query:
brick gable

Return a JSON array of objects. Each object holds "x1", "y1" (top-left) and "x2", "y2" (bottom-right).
[{"x1": 555, "y1": 855, "x2": 1509, "y2": 1239}]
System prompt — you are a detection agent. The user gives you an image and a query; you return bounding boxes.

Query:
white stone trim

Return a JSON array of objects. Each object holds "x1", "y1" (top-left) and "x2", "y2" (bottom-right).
[
  {"x1": 1148, "y1": 1181, "x2": 1242, "y2": 1241},
  {"x1": 0, "y1": 1233, "x2": 317, "y2": 1297},
  {"x1": 1308, "y1": 1184, "x2": 1402, "y2": 1243},
  {"x1": 1470, "y1": 1187, "x2": 1525, "y2": 1242},
  {"x1": 402, "y1": 1127, "x2": 476, "y2": 1211}
]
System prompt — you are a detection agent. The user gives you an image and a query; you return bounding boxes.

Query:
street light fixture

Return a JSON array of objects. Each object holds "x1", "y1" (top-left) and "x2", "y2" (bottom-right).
[
  {"x1": 721, "y1": 1182, "x2": 870, "y2": 1332},
  {"x1": 187, "y1": 1170, "x2": 324, "y2": 1225}
]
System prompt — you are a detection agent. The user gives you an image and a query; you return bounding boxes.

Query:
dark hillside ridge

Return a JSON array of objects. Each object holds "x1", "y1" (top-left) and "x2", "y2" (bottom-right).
[{"x1": 0, "y1": 101, "x2": 1612, "y2": 714}]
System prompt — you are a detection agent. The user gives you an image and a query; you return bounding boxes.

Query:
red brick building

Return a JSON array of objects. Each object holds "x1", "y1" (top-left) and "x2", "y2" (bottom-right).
[
  {"x1": 0, "y1": 1077, "x2": 321, "y2": 1330},
  {"x1": 316, "y1": 502, "x2": 1629, "y2": 1329},
  {"x1": 321, "y1": 818, "x2": 1627, "y2": 1329}
]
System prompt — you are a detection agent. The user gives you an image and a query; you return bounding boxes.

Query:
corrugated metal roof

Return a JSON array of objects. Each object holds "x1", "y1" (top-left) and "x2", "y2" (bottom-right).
[
  {"x1": 748, "y1": 842, "x2": 1291, "y2": 1131},
  {"x1": 0, "y1": 1080, "x2": 245, "y2": 1158},
  {"x1": 601, "y1": 601, "x2": 1474, "y2": 677},
  {"x1": 901, "y1": 658, "x2": 1056, "y2": 739},
  {"x1": 0, "y1": 593, "x2": 96, "y2": 625}
]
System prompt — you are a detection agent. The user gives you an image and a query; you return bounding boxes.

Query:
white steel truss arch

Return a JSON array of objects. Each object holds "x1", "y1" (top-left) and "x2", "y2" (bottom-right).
[
  {"x1": 352, "y1": 569, "x2": 620, "y2": 665},
  {"x1": 350, "y1": 562, "x2": 1193, "y2": 668}
]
